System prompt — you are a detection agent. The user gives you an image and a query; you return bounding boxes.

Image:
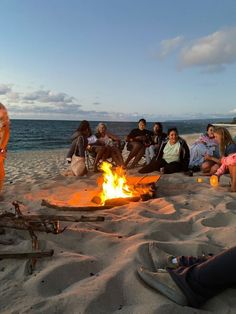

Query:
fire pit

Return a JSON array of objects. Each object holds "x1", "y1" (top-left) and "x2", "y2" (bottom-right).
[
  {"x1": 42, "y1": 162, "x2": 160, "y2": 211},
  {"x1": 91, "y1": 162, "x2": 157, "y2": 206}
]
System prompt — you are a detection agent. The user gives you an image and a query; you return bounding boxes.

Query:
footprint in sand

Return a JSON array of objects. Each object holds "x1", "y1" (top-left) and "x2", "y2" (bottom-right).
[
  {"x1": 25, "y1": 257, "x2": 101, "y2": 297},
  {"x1": 201, "y1": 212, "x2": 236, "y2": 228}
]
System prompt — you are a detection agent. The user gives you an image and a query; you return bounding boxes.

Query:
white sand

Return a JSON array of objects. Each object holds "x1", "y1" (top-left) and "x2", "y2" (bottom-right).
[{"x1": 0, "y1": 133, "x2": 236, "y2": 313}]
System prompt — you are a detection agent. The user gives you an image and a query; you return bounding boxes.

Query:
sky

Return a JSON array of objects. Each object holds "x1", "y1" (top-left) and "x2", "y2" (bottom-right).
[{"x1": 0, "y1": 0, "x2": 236, "y2": 121}]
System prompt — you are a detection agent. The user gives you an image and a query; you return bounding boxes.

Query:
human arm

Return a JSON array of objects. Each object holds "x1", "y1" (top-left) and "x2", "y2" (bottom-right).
[
  {"x1": 0, "y1": 125, "x2": 10, "y2": 155},
  {"x1": 204, "y1": 154, "x2": 221, "y2": 164},
  {"x1": 181, "y1": 140, "x2": 190, "y2": 171},
  {"x1": 106, "y1": 132, "x2": 120, "y2": 143},
  {"x1": 126, "y1": 129, "x2": 146, "y2": 143}
]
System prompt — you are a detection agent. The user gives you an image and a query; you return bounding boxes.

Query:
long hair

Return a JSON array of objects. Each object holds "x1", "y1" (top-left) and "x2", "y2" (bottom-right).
[
  {"x1": 154, "y1": 122, "x2": 163, "y2": 134},
  {"x1": 0, "y1": 103, "x2": 10, "y2": 128},
  {"x1": 214, "y1": 127, "x2": 235, "y2": 156},
  {"x1": 96, "y1": 122, "x2": 107, "y2": 134},
  {"x1": 206, "y1": 123, "x2": 214, "y2": 131},
  {"x1": 77, "y1": 120, "x2": 91, "y2": 136},
  {"x1": 167, "y1": 127, "x2": 178, "y2": 136}
]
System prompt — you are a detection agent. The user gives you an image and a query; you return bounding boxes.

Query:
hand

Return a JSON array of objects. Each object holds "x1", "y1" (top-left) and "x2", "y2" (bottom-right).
[
  {"x1": 135, "y1": 136, "x2": 146, "y2": 142},
  {"x1": 204, "y1": 154, "x2": 212, "y2": 161},
  {"x1": 0, "y1": 148, "x2": 6, "y2": 158}
]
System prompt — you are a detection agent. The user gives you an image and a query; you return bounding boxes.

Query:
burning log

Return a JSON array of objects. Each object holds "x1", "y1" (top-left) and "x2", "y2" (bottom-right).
[
  {"x1": 104, "y1": 196, "x2": 141, "y2": 206},
  {"x1": 0, "y1": 250, "x2": 54, "y2": 260}
]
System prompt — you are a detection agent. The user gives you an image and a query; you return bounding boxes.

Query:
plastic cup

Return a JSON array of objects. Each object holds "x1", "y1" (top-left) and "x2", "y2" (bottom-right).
[
  {"x1": 210, "y1": 175, "x2": 219, "y2": 187},
  {"x1": 196, "y1": 177, "x2": 203, "y2": 183}
]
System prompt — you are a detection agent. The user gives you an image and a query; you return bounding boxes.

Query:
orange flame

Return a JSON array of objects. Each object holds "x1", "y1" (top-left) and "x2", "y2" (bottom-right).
[{"x1": 100, "y1": 162, "x2": 134, "y2": 204}]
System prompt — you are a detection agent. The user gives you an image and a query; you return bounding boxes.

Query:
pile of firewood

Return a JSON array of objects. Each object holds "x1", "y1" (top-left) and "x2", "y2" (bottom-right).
[{"x1": 0, "y1": 201, "x2": 105, "y2": 274}]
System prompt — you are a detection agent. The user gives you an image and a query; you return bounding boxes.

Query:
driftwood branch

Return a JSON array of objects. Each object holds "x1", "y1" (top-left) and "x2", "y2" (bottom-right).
[
  {"x1": 0, "y1": 217, "x2": 60, "y2": 234},
  {"x1": 0, "y1": 250, "x2": 54, "y2": 259},
  {"x1": 19, "y1": 214, "x2": 105, "y2": 223},
  {"x1": 41, "y1": 199, "x2": 113, "y2": 211},
  {"x1": 0, "y1": 239, "x2": 14, "y2": 245}
]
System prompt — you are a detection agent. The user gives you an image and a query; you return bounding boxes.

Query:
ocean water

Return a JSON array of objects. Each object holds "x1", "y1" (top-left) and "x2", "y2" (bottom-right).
[{"x1": 7, "y1": 119, "x2": 230, "y2": 152}]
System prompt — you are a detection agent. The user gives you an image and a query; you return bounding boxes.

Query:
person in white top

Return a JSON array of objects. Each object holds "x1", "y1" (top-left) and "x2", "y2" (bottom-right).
[
  {"x1": 95, "y1": 122, "x2": 125, "y2": 169},
  {"x1": 139, "y1": 127, "x2": 190, "y2": 174}
]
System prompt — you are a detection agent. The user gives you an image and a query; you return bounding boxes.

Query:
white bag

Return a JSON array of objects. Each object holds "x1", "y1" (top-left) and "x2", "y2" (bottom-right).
[
  {"x1": 70, "y1": 136, "x2": 87, "y2": 176},
  {"x1": 71, "y1": 155, "x2": 86, "y2": 176}
]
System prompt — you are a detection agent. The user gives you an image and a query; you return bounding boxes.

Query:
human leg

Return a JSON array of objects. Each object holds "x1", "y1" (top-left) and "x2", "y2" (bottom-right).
[
  {"x1": 129, "y1": 145, "x2": 145, "y2": 168},
  {"x1": 163, "y1": 161, "x2": 182, "y2": 174},
  {"x1": 228, "y1": 165, "x2": 236, "y2": 192},
  {"x1": 0, "y1": 157, "x2": 5, "y2": 192},
  {"x1": 138, "y1": 158, "x2": 166, "y2": 174},
  {"x1": 111, "y1": 147, "x2": 125, "y2": 167},
  {"x1": 145, "y1": 147, "x2": 151, "y2": 165},
  {"x1": 148, "y1": 242, "x2": 210, "y2": 271},
  {"x1": 139, "y1": 246, "x2": 236, "y2": 307},
  {"x1": 145, "y1": 146, "x2": 156, "y2": 165},
  {"x1": 168, "y1": 246, "x2": 236, "y2": 307},
  {"x1": 125, "y1": 142, "x2": 141, "y2": 166},
  {"x1": 201, "y1": 160, "x2": 216, "y2": 175},
  {"x1": 93, "y1": 146, "x2": 108, "y2": 171}
]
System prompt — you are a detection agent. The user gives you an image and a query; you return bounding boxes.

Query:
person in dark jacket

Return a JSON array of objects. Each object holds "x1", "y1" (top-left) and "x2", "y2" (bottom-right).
[
  {"x1": 139, "y1": 127, "x2": 190, "y2": 174},
  {"x1": 125, "y1": 118, "x2": 153, "y2": 169},
  {"x1": 138, "y1": 244, "x2": 236, "y2": 308}
]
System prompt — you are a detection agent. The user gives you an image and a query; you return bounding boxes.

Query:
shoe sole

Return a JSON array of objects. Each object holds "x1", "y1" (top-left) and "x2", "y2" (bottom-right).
[{"x1": 137, "y1": 267, "x2": 188, "y2": 306}]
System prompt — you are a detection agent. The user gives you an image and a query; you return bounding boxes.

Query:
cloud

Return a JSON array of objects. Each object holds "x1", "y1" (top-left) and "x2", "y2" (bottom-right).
[
  {"x1": 179, "y1": 26, "x2": 236, "y2": 69},
  {"x1": 0, "y1": 84, "x2": 12, "y2": 95},
  {"x1": 158, "y1": 36, "x2": 184, "y2": 58},
  {"x1": 1, "y1": 86, "x2": 146, "y2": 121},
  {"x1": 23, "y1": 90, "x2": 74, "y2": 104}
]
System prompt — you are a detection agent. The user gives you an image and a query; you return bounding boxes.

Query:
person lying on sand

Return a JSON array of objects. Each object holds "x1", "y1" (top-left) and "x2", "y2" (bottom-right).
[{"x1": 138, "y1": 243, "x2": 236, "y2": 308}]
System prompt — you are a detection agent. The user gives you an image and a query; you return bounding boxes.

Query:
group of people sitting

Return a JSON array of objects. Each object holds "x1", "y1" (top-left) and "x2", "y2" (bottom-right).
[{"x1": 67, "y1": 118, "x2": 236, "y2": 192}]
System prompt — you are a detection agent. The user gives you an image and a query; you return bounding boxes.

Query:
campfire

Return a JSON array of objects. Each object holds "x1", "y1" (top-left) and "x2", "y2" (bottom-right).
[
  {"x1": 41, "y1": 162, "x2": 160, "y2": 211},
  {"x1": 92, "y1": 162, "x2": 156, "y2": 206}
]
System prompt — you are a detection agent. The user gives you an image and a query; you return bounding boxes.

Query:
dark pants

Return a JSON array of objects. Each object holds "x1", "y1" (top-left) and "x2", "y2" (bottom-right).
[
  {"x1": 168, "y1": 246, "x2": 236, "y2": 308},
  {"x1": 139, "y1": 158, "x2": 182, "y2": 174}
]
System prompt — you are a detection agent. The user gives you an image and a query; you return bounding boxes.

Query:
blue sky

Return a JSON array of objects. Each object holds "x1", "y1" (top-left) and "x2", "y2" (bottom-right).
[{"x1": 0, "y1": 0, "x2": 236, "y2": 121}]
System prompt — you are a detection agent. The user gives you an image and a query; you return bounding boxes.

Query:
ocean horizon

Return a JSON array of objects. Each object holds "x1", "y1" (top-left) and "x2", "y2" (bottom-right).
[{"x1": 7, "y1": 118, "x2": 232, "y2": 152}]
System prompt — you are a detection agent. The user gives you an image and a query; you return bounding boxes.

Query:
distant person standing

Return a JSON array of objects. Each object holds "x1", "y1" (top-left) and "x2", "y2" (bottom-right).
[{"x1": 0, "y1": 103, "x2": 10, "y2": 197}]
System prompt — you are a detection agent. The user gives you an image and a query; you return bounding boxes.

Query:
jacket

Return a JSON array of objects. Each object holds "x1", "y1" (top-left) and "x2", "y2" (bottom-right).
[{"x1": 156, "y1": 137, "x2": 190, "y2": 171}]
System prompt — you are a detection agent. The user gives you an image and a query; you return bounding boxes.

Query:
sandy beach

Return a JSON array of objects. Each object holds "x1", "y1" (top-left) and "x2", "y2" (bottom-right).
[{"x1": 1, "y1": 132, "x2": 236, "y2": 313}]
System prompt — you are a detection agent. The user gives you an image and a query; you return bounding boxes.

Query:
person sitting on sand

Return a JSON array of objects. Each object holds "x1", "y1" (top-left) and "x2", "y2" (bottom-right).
[
  {"x1": 125, "y1": 118, "x2": 153, "y2": 169},
  {"x1": 138, "y1": 127, "x2": 189, "y2": 174},
  {"x1": 209, "y1": 127, "x2": 236, "y2": 192},
  {"x1": 201, "y1": 127, "x2": 236, "y2": 177},
  {"x1": 95, "y1": 122, "x2": 125, "y2": 168},
  {"x1": 66, "y1": 120, "x2": 91, "y2": 176},
  {"x1": 0, "y1": 103, "x2": 10, "y2": 196},
  {"x1": 145, "y1": 122, "x2": 167, "y2": 165},
  {"x1": 189, "y1": 124, "x2": 218, "y2": 172},
  {"x1": 138, "y1": 243, "x2": 236, "y2": 308}
]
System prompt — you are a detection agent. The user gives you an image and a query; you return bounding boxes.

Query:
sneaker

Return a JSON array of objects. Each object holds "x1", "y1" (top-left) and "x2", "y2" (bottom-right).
[
  {"x1": 137, "y1": 266, "x2": 188, "y2": 306},
  {"x1": 149, "y1": 242, "x2": 177, "y2": 270},
  {"x1": 184, "y1": 170, "x2": 193, "y2": 177}
]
